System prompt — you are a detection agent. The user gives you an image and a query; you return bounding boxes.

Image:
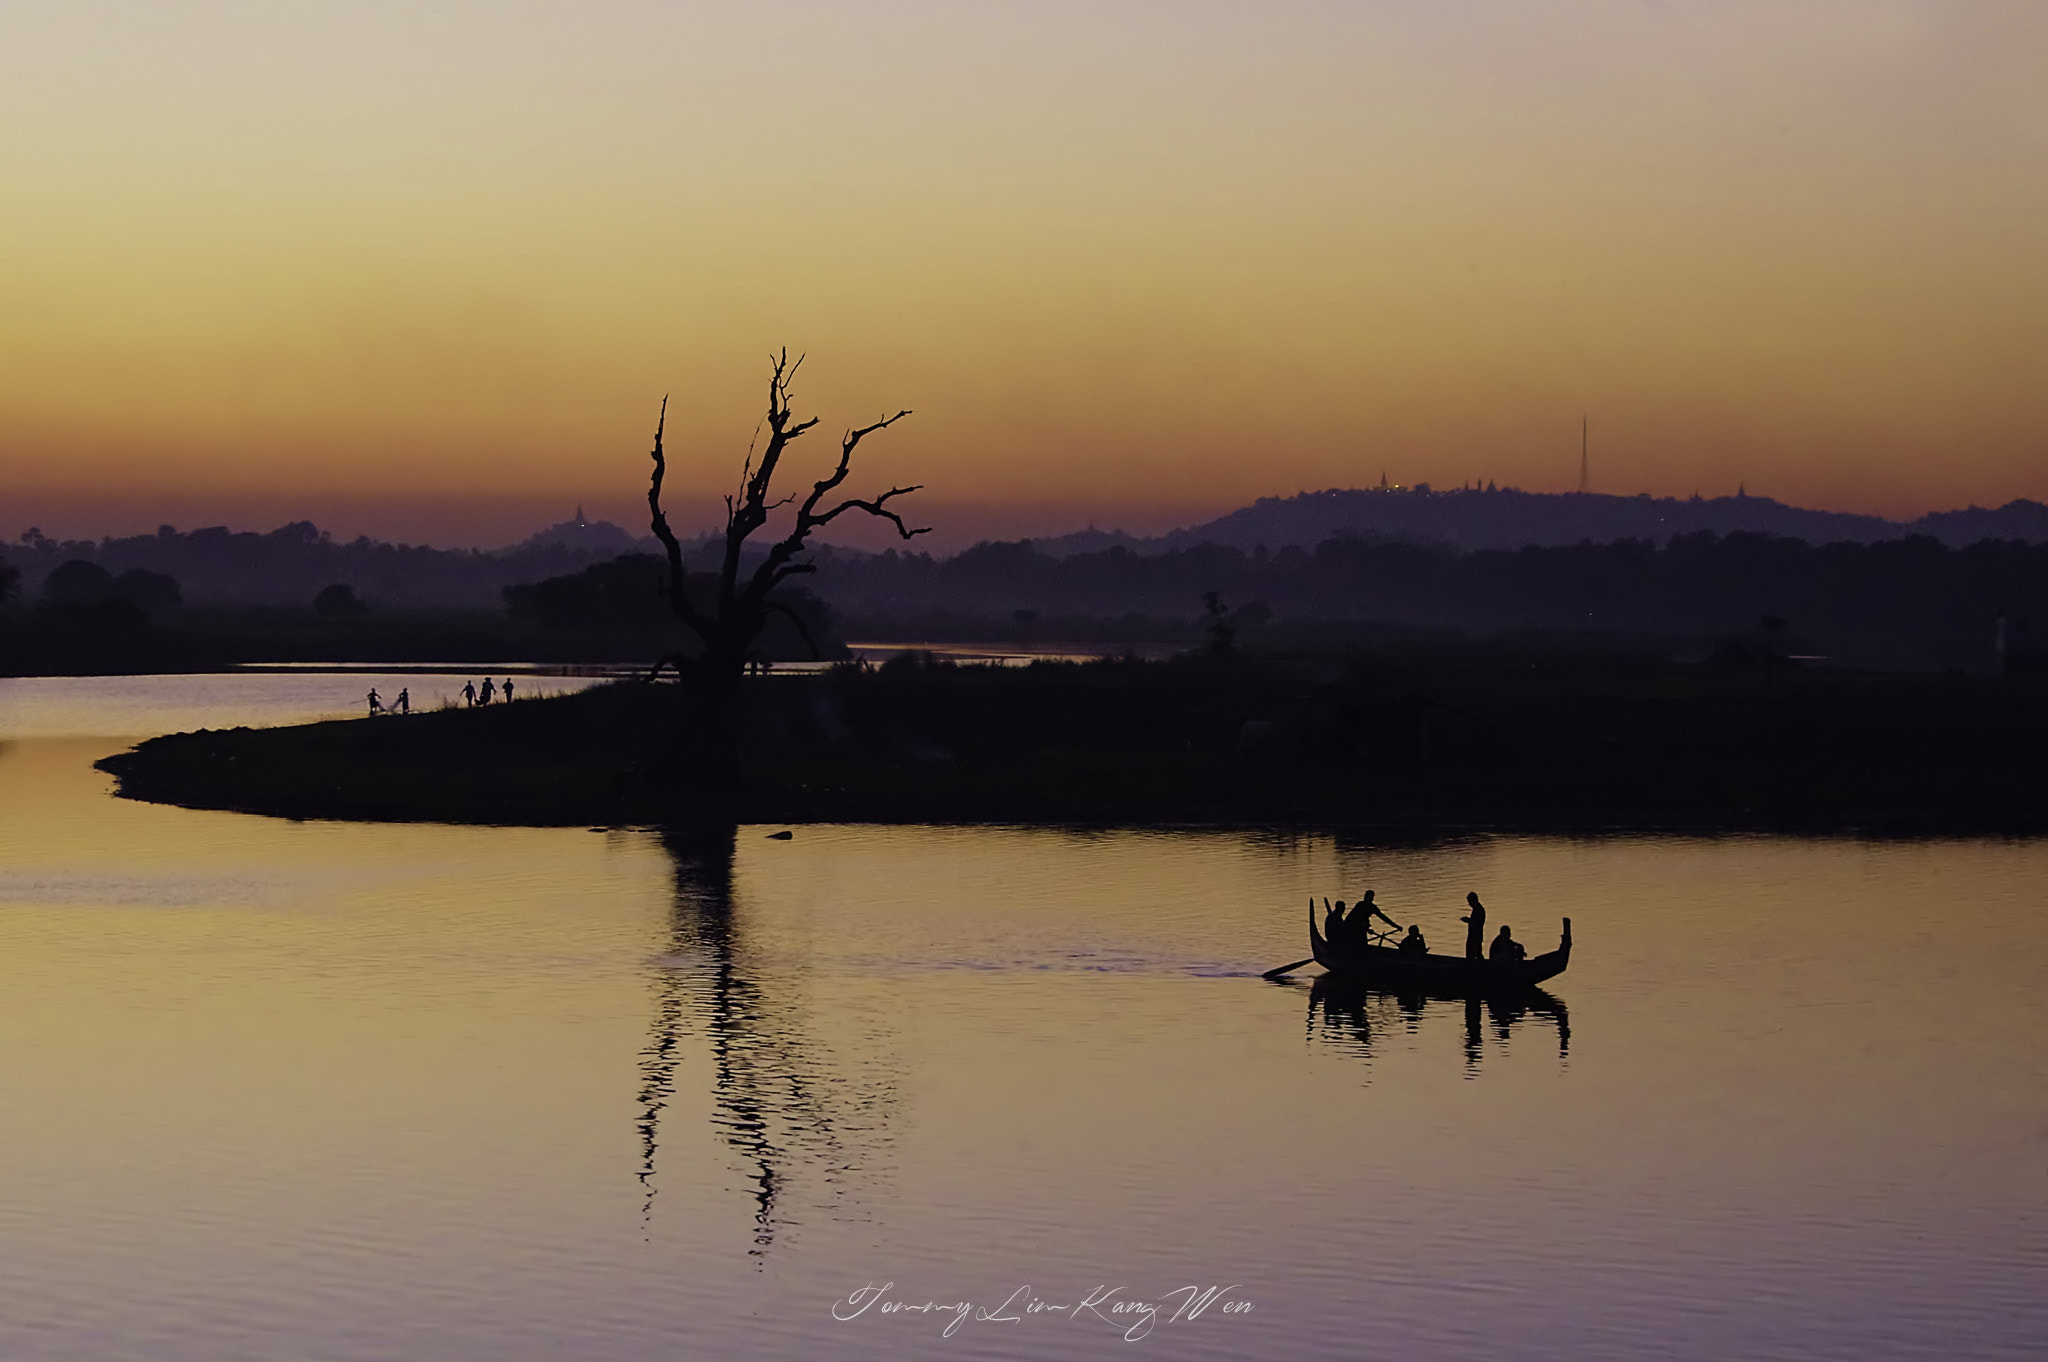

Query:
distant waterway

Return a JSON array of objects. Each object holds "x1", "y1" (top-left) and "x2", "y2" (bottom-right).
[
  {"x1": 0, "y1": 669, "x2": 602, "y2": 739},
  {"x1": 0, "y1": 674, "x2": 2041, "y2": 1360}
]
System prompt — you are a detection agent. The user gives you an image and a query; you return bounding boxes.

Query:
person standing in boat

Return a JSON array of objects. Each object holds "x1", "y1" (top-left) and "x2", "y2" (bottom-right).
[
  {"x1": 1461, "y1": 892, "x2": 1487, "y2": 959},
  {"x1": 1344, "y1": 890, "x2": 1401, "y2": 947},
  {"x1": 1489, "y1": 924, "x2": 1526, "y2": 964}
]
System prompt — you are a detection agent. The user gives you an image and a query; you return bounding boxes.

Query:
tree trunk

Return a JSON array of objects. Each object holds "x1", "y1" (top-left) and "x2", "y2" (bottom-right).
[{"x1": 655, "y1": 645, "x2": 745, "y2": 803}]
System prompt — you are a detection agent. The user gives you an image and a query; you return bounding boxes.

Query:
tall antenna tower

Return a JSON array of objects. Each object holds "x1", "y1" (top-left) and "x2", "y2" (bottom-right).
[{"x1": 1578, "y1": 415, "x2": 1589, "y2": 494}]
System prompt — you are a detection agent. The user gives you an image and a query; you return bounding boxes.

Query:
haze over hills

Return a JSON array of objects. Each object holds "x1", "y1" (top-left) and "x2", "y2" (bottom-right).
[
  {"x1": 511, "y1": 507, "x2": 642, "y2": 557},
  {"x1": 2, "y1": 513, "x2": 666, "y2": 609},
  {"x1": 5, "y1": 487, "x2": 2045, "y2": 610},
  {"x1": 1028, "y1": 486, "x2": 2048, "y2": 557}
]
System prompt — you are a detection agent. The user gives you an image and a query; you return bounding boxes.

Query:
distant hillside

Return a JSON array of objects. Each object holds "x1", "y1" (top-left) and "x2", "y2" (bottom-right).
[
  {"x1": 1033, "y1": 487, "x2": 2048, "y2": 556},
  {"x1": 511, "y1": 508, "x2": 643, "y2": 556},
  {"x1": 8, "y1": 486, "x2": 2044, "y2": 611},
  {"x1": 5, "y1": 518, "x2": 664, "y2": 608},
  {"x1": 1027, "y1": 527, "x2": 1149, "y2": 556}
]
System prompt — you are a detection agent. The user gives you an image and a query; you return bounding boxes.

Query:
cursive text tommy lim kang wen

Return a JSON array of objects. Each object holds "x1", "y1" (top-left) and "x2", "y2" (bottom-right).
[{"x1": 831, "y1": 1282, "x2": 1254, "y2": 1342}]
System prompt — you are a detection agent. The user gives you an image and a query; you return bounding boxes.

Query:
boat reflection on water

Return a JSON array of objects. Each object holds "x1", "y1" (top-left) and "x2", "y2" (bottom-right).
[
  {"x1": 637, "y1": 824, "x2": 900, "y2": 1258},
  {"x1": 1304, "y1": 973, "x2": 1570, "y2": 1075}
]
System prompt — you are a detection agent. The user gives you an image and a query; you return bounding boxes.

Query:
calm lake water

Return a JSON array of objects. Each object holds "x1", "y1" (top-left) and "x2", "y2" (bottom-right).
[{"x1": 0, "y1": 675, "x2": 2042, "y2": 1360}]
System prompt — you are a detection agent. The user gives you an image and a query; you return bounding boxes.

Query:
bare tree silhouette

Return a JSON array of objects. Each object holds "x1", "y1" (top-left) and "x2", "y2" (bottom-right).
[{"x1": 646, "y1": 350, "x2": 925, "y2": 793}]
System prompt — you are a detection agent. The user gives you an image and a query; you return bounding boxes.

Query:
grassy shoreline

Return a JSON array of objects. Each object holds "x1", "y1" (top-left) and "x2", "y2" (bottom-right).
[{"x1": 92, "y1": 656, "x2": 2048, "y2": 833}]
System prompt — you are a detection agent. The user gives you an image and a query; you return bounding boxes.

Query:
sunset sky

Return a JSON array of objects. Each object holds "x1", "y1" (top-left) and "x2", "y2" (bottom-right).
[{"x1": 3, "y1": 1, "x2": 2045, "y2": 550}]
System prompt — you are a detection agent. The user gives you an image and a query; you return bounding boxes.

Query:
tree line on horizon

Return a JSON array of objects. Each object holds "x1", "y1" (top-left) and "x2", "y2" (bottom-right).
[
  {"x1": 1, "y1": 520, "x2": 637, "y2": 609},
  {"x1": 487, "y1": 529, "x2": 2041, "y2": 672},
  {"x1": 806, "y1": 531, "x2": 2041, "y2": 669},
  {"x1": 4, "y1": 519, "x2": 2043, "y2": 672},
  {"x1": 9, "y1": 478, "x2": 2048, "y2": 610}
]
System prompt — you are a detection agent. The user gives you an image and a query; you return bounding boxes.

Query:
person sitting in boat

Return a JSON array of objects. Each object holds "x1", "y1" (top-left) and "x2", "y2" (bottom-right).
[
  {"x1": 1397, "y1": 924, "x2": 1428, "y2": 956},
  {"x1": 1489, "y1": 924, "x2": 1526, "y2": 964},
  {"x1": 1323, "y1": 899, "x2": 1349, "y2": 943}
]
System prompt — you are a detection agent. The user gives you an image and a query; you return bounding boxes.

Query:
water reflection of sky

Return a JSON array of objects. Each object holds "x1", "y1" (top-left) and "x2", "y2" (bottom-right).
[
  {"x1": 0, "y1": 670, "x2": 602, "y2": 739},
  {"x1": 0, "y1": 679, "x2": 2043, "y2": 1359}
]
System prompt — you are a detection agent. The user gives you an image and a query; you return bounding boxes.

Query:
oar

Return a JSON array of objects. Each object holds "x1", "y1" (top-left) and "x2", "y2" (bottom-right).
[
  {"x1": 1261, "y1": 896, "x2": 1334, "y2": 977},
  {"x1": 1261, "y1": 957, "x2": 1317, "y2": 980}
]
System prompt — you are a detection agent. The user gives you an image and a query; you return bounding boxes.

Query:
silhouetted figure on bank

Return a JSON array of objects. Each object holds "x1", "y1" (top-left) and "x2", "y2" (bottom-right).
[
  {"x1": 1461, "y1": 892, "x2": 1487, "y2": 960},
  {"x1": 1398, "y1": 924, "x2": 1428, "y2": 956},
  {"x1": 366, "y1": 687, "x2": 383, "y2": 716},
  {"x1": 1489, "y1": 924, "x2": 1526, "y2": 964},
  {"x1": 480, "y1": 677, "x2": 497, "y2": 705},
  {"x1": 462, "y1": 680, "x2": 477, "y2": 707},
  {"x1": 501, "y1": 677, "x2": 514, "y2": 702},
  {"x1": 395, "y1": 687, "x2": 409, "y2": 715}
]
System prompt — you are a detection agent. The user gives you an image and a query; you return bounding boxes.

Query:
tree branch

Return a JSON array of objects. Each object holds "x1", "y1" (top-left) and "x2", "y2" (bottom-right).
[
  {"x1": 795, "y1": 411, "x2": 912, "y2": 530},
  {"x1": 645, "y1": 394, "x2": 719, "y2": 643},
  {"x1": 808, "y1": 486, "x2": 930, "y2": 538},
  {"x1": 640, "y1": 650, "x2": 696, "y2": 685},
  {"x1": 719, "y1": 349, "x2": 820, "y2": 617},
  {"x1": 766, "y1": 562, "x2": 818, "y2": 591},
  {"x1": 764, "y1": 599, "x2": 822, "y2": 660},
  {"x1": 738, "y1": 408, "x2": 921, "y2": 608}
]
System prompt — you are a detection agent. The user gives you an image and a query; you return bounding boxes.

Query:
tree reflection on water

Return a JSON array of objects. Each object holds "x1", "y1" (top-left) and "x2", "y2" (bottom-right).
[
  {"x1": 1304, "y1": 974, "x2": 1570, "y2": 1075},
  {"x1": 636, "y1": 824, "x2": 899, "y2": 1259}
]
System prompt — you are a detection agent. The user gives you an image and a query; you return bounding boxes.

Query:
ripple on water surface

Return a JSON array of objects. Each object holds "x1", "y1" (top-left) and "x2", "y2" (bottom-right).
[{"x1": 0, "y1": 681, "x2": 2042, "y2": 1359}]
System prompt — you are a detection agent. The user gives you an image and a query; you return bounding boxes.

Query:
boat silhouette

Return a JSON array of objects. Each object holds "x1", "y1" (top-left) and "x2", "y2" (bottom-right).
[{"x1": 1309, "y1": 904, "x2": 1572, "y2": 993}]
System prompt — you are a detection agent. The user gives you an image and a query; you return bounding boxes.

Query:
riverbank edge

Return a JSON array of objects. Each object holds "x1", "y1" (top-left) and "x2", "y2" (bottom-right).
[{"x1": 93, "y1": 682, "x2": 2048, "y2": 836}]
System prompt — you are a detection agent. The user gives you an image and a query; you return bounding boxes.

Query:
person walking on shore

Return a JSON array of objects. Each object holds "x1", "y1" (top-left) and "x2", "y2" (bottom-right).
[
  {"x1": 462, "y1": 680, "x2": 477, "y2": 707},
  {"x1": 395, "y1": 687, "x2": 410, "y2": 715},
  {"x1": 480, "y1": 677, "x2": 497, "y2": 705},
  {"x1": 366, "y1": 688, "x2": 383, "y2": 716},
  {"x1": 501, "y1": 677, "x2": 514, "y2": 703}
]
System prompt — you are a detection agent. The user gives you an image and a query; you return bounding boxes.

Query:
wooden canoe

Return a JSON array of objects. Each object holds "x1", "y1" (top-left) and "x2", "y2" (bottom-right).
[{"x1": 1311, "y1": 907, "x2": 1572, "y2": 992}]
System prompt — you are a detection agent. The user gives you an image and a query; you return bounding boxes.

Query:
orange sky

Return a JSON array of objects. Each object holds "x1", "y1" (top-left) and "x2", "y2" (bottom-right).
[{"x1": 2, "y1": 1, "x2": 2045, "y2": 548}]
